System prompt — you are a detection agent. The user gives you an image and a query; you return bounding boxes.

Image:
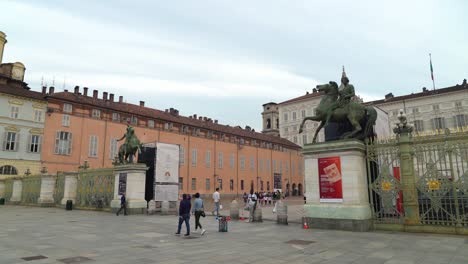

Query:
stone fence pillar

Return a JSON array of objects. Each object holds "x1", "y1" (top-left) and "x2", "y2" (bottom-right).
[
  {"x1": 9, "y1": 178, "x2": 23, "y2": 204},
  {"x1": 394, "y1": 113, "x2": 420, "y2": 225},
  {"x1": 61, "y1": 173, "x2": 78, "y2": 206},
  {"x1": 38, "y1": 175, "x2": 56, "y2": 206}
]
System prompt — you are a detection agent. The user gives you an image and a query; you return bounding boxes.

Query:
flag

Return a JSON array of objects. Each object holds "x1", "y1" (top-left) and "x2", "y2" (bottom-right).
[{"x1": 430, "y1": 54, "x2": 434, "y2": 81}]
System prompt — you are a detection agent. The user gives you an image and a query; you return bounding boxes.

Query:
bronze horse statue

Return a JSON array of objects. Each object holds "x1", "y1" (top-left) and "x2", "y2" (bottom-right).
[
  {"x1": 117, "y1": 125, "x2": 142, "y2": 164},
  {"x1": 299, "y1": 81, "x2": 377, "y2": 143}
]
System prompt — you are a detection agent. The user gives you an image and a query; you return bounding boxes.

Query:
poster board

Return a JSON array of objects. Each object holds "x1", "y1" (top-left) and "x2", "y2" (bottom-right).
[
  {"x1": 154, "y1": 143, "x2": 180, "y2": 201},
  {"x1": 273, "y1": 173, "x2": 282, "y2": 191},
  {"x1": 118, "y1": 173, "x2": 127, "y2": 195},
  {"x1": 155, "y1": 143, "x2": 179, "y2": 183},
  {"x1": 318, "y1": 156, "x2": 343, "y2": 202}
]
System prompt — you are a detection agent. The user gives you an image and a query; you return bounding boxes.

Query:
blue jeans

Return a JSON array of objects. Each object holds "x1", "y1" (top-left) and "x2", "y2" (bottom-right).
[
  {"x1": 177, "y1": 214, "x2": 190, "y2": 234},
  {"x1": 213, "y1": 202, "x2": 220, "y2": 216}
]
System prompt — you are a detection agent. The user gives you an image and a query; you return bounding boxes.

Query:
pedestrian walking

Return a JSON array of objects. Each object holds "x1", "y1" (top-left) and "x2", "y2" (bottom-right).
[
  {"x1": 247, "y1": 190, "x2": 257, "y2": 222},
  {"x1": 212, "y1": 188, "x2": 221, "y2": 217},
  {"x1": 192, "y1": 193, "x2": 206, "y2": 235},
  {"x1": 116, "y1": 192, "x2": 127, "y2": 216},
  {"x1": 243, "y1": 192, "x2": 248, "y2": 207},
  {"x1": 175, "y1": 194, "x2": 191, "y2": 237}
]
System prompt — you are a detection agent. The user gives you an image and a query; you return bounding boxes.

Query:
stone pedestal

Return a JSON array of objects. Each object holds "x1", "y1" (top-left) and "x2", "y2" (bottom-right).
[
  {"x1": 303, "y1": 139, "x2": 372, "y2": 231},
  {"x1": 38, "y1": 175, "x2": 56, "y2": 207},
  {"x1": 253, "y1": 207, "x2": 262, "y2": 222},
  {"x1": 160, "y1": 201, "x2": 170, "y2": 215},
  {"x1": 9, "y1": 179, "x2": 22, "y2": 204},
  {"x1": 147, "y1": 200, "x2": 156, "y2": 215},
  {"x1": 230, "y1": 200, "x2": 239, "y2": 220},
  {"x1": 276, "y1": 200, "x2": 288, "y2": 225},
  {"x1": 0, "y1": 180, "x2": 5, "y2": 199},
  {"x1": 61, "y1": 173, "x2": 78, "y2": 207},
  {"x1": 111, "y1": 164, "x2": 148, "y2": 215}
]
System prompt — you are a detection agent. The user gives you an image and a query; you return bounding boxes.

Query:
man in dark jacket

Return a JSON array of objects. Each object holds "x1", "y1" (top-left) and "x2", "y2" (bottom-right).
[
  {"x1": 175, "y1": 194, "x2": 191, "y2": 236},
  {"x1": 116, "y1": 192, "x2": 127, "y2": 216}
]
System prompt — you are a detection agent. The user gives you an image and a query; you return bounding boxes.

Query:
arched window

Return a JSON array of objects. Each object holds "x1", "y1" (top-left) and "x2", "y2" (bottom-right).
[
  {"x1": 266, "y1": 118, "x2": 271, "y2": 129},
  {"x1": 0, "y1": 165, "x2": 18, "y2": 175}
]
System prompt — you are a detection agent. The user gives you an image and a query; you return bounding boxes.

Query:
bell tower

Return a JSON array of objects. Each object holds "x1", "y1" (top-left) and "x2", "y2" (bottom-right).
[{"x1": 261, "y1": 102, "x2": 280, "y2": 137}]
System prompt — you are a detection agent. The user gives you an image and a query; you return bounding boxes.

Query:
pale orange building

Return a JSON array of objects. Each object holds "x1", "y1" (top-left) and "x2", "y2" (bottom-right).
[{"x1": 42, "y1": 86, "x2": 304, "y2": 196}]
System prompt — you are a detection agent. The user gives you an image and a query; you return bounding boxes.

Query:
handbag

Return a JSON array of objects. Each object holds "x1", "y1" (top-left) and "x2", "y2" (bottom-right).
[{"x1": 200, "y1": 200, "x2": 206, "y2": 217}]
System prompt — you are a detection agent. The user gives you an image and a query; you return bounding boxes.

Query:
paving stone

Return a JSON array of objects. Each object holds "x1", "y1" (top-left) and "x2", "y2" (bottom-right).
[{"x1": 0, "y1": 206, "x2": 467, "y2": 264}]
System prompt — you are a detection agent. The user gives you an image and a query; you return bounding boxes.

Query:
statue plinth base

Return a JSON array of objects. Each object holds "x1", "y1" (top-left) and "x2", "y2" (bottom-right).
[
  {"x1": 302, "y1": 139, "x2": 372, "y2": 231},
  {"x1": 111, "y1": 163, "x2": 148, "y2": 215}
]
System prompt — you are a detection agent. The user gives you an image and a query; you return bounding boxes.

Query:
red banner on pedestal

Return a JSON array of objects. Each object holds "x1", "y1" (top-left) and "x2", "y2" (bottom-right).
[{"x1": 318, "y1": 156, "x2": 343, "y2": 202}]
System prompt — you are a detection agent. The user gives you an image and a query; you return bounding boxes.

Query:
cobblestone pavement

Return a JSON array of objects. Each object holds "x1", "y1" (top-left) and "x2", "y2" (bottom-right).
[{"x1": 1, "y1": 206, "x2": 467, "y2": 264}]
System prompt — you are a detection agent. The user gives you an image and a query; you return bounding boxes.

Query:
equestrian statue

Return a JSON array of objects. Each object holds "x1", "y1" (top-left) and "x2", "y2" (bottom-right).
[
  {"x1": 116, "y1": 125, "x2": 142, "y2": 164},
  {"x1": 299, "y1": 68, "x2": 377, "y2": 143}
]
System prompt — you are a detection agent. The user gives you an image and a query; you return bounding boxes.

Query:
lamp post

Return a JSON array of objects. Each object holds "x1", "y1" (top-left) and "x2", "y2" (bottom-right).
[{"x1": 24, "y1": 168, "x2": 31, "y2": 177}]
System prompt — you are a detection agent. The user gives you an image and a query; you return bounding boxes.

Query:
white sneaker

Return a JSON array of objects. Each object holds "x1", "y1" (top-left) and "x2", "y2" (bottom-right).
[{"x1": 201, "y1": 229, "x2": 206, "y2": 235}]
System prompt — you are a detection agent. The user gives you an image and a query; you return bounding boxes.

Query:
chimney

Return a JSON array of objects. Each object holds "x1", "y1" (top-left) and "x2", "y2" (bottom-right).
[
  {"x1": 214, "y1": 120, "x2": 218, "y2": 124},
  {"x1": 103, "y1": 92, "x2": 108, "y2": 100},
  {"x1": 0, "y1": 31, "x2": 6, "y2": 64},
  {"x1": 203, "y1": 117, "x2": 208, "y2": 121},
  {"x1": 83, "y1": 87, "x2": 88, "y2": 96},
  {"x1": 93, "y1": 90, "x2": 98, "y2": 99},
  {"x1": 313, "y1": 88, "x2": 317, "y2": 93},
  {"x1": 64, "y1": 89, "x2": 68, "y2": 92},
  {"x1": 74, "y1": 86, "x2": 79, "y2": 94},
  {"x1": 193, "y1": 114, "x2": 197, "y2": 119},
  {"x1": 165, "y1": 109, "x2": 169, "y2": 113},
  {"x1": 49, "y1": 86, "x2": 55, "y2": 94},
  {"x1": 139, "y1": 101, "x2": 145, "y2": 107},
  {"x1": 119, "y1": 96, "x2": 123, "y2": 103},
  {"x1": 41, "y1": 86, "x2": 47, "y2": 95},
  {"x1": 109, "y1": 93, "x2": 114, "y2": 102},
  {"x1": 198, "y1": 116, "x2": 203, "y2": 120},
  {"x1": 422, "y1": 87, "x2": 428, "y2": 92},
  {"x1": 385, "y1": 93, "x2": 394, "y2": 99},
  {"x1": 245, "y1": 125, "x2": 251, "y2": 131}
]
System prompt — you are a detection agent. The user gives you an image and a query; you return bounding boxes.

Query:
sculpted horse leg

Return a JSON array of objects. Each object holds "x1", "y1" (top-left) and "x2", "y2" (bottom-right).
[
  {"x1": 312, "y1": 121, "x2": 326, "y2": 143},
  {"x1": 299, "y1": 116, "x2": 321, "y2": 134}
]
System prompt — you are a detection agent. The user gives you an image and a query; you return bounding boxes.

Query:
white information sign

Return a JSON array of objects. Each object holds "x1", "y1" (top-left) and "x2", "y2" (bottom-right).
[{"x1": 155, "y1": 143, "x2": 179, "y2": 183}]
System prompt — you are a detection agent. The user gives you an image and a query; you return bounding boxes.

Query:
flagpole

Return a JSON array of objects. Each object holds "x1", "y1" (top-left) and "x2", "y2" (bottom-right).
[{"x1": 429, "y1": 53, "x2": 435, "y2": 90}]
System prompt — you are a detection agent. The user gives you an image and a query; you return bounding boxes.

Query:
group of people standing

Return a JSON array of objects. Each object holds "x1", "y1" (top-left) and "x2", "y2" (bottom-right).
[{"x1": 243, "y1": 190, "x2": 282, "y2": 207}]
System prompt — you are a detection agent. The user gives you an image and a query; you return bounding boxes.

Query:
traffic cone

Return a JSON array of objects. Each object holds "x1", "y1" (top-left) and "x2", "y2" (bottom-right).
[{"x1": 303, "y1": 220, "x2": 309, "y2": 229}]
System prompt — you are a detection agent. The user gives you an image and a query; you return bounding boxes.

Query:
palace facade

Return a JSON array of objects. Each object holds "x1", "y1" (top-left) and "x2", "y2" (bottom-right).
[
  {"x1": 42, "y1": 86, "x2": 304, "y2": 196},
  {"x1": 0, "y1": 31, "x2": 46, "y2": 179}
]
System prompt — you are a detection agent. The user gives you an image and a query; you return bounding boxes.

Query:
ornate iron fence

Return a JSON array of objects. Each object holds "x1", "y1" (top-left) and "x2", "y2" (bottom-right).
[
  {"x1": 413, "y1": 135, "x2": 468, "y2": 227},
  {"x1": 366, "y1": 139, "x2": 403, "y2": 224},
  {"x1": 75, "y1": 168, "x2": 114, "y2": 209},
  {"x1": 4, "y1": 179, "x2": 13, "y2": 202},
  {"x1": 53, "y1": 173, "x2": 65, "y2": 204},
  {"x1": 367, "y1": 129, "x2": 468, "y2": 232},
  {"x1": 21, "y1": 175, "x2": 42, "y2": 204}
]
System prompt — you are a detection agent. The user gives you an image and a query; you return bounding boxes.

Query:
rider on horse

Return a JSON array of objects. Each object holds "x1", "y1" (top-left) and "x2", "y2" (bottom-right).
[{"x1": 324, "y1": 68, "x2": 355, "y2": 126}]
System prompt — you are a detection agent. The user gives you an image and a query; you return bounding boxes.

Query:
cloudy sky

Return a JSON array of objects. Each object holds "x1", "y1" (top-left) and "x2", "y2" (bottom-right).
[{"x1": 1, "y1": 0, "x2": 467, "y2": 130}]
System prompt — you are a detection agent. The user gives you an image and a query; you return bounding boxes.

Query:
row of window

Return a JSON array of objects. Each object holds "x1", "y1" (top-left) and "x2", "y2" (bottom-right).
[
  {"x1": 61, "y1": 103, "x2": 289, "y2": 151},
  {"x1": 283, "y1": 110, "x2": 308, "y2": 122},
  {"x1": 9, "y1": 106, "x2": 43, "y2": 122},
  {"x1": 180, "y1": 178, "x2": 273, "y2": 192},
  {"x1": 391, "y1": 102, "x2": 464, "y2": 116},
  {"x1": 179, "y1": 147, "x2": 301, "y2": 173},
  {"x1": 412, "y1": 115, "x2": 467, "y2": 132},
  {"x1": 2, "y1": 132, "x2": 42, "y2": 153}
]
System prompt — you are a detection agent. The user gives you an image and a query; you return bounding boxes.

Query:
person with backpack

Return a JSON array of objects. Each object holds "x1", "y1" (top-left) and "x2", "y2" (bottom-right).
[{"x1": 247, "y1": 190, "x2": 257, "y2": 222}]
